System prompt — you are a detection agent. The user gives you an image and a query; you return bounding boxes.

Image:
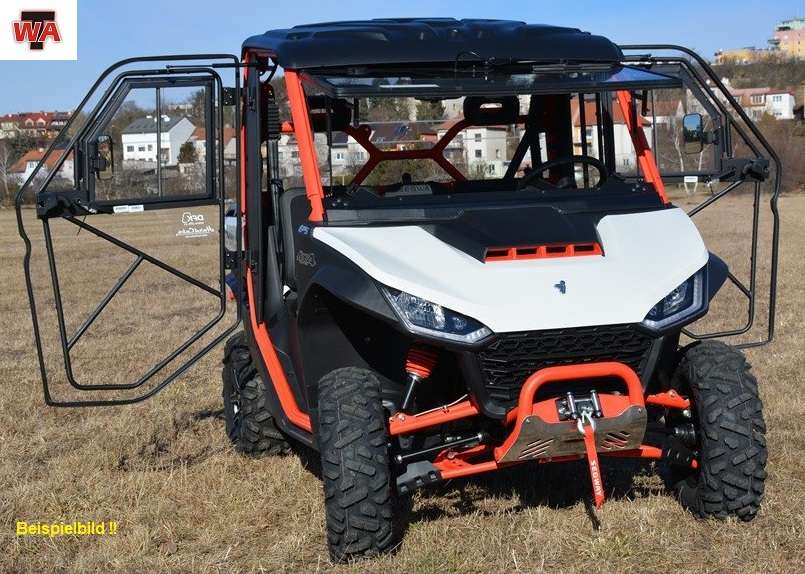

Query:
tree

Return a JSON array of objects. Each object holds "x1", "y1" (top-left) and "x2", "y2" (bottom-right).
[
  {"x1": 415, "y1": 99, "x2": 445, "y2": 121},
  {"x1": 178, "y1": 141, "x2": 198, "y2": 164},
  {"x1": 8, "y1": 134, "x2": 38, "y2": 162},
  {"x1": 269, "y1": 78, "x2": 290, "y2": 121},
  {"x1": 364, "y1": 98, "x2": 406, "y2": 122},
  {"x1": 0, "y1": 141, "x2": 14, "y2": 206},
  {"x1": 186, "y1": 89, "x2": 208, "y2": 127}
]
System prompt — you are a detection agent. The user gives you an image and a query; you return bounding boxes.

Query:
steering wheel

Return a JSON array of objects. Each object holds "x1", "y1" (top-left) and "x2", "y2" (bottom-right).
[{"x1": 518, "y1": 155, "x2": 607, "y2": 190}]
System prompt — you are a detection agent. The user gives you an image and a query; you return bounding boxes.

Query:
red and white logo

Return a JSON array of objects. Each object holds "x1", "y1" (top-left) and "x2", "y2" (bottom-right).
[
  {"x1": 13, "y1": 11, "x2": 62, "y2": 50},
  {"x1": 1, "y1": 1, "x2": 76, "y2": 60}
]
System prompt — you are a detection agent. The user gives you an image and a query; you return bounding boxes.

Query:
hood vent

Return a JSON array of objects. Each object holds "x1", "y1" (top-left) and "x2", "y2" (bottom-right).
[{"x1": 484, "y1": 242, "x2": 603, "y2": 262}]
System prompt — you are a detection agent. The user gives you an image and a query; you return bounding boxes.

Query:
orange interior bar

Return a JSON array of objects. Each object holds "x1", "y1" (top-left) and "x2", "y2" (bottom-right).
[
  {"x1": 343, "y1": 120, "x2": 470, "y2": 185},
  {"x1": 285, "y1": 70, "x2": 326, "y2": 222},
  {"x1": 615, "y1": 90, "x2": 668, "y2": 204}
]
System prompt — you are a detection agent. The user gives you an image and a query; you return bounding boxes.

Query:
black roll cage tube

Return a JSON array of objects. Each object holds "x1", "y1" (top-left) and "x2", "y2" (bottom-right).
[{"x1": 620, "y1": 44, "x2": 781, "y2": 349}]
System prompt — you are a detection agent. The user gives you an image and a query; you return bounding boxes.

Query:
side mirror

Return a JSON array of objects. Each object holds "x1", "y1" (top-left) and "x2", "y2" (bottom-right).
[
  {"x1": 682, "y1": 113, "x2": 704, "y2": 154},
  {"x1": 94, "y1": 135, "x2": 115, "y2": 180}
]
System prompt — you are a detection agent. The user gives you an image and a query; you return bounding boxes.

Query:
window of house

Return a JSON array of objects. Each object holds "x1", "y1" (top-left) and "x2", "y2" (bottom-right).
[
  {"x1": 772, "y1": 95, "x2": 782, "y2": 102},
  {"x1": 126, "y1": 145, "x2": 134, "y2": 152},
  {"x1": 147, "y1": 144, "x2": 153, "y2": 151},
  {"x1": 495, "y1": 149, "x2": 501, "y2": 159},
  {"x1": 750, "y1": 94, "x2": 765, "y2": 104},
  {"x1": 335, "y1": 152, "x2": 344, "y2": 160},
  {"x1": 138, "y1": 145, "x2": 146, "y2": 152},
  {"x1": 291, "y1": 151, "x2": 299, "y2": 159},
  {"x1": 474, "y1": 133, "x2": 482, "y2": 142},
  {"x1": 474, "y1": 149, "x2": 482, "y2": 158}
]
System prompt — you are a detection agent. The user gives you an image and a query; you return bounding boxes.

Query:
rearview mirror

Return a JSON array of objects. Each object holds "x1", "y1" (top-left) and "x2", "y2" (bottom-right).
[
  {"x1": 94, "y1": 135, "x2": 115, "y2": 180},
  {"x1": 682, "y1": 113, "x2": 704, "y2": 154}
]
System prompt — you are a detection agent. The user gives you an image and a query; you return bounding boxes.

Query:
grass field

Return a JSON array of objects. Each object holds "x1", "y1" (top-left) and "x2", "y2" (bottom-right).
[{"x1": 1, "y1": 192, "x2": 804, "y2": 573}]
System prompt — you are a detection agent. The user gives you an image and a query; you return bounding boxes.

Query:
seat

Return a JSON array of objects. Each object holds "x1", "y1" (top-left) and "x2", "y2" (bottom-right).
[{"x1": 279, "y1": 187, "x2": 311, "y2": 289}]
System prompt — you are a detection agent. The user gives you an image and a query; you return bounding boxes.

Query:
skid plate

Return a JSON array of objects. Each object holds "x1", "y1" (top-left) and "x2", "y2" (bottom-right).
[{"x1": 497, "y1": 405, "x2": 647, "y2": 464}]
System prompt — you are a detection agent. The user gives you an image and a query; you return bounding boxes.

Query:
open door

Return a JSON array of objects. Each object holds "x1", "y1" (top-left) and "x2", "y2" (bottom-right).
[{"x1": 16, "y1": 55, "x2": 243, "y2": 406}]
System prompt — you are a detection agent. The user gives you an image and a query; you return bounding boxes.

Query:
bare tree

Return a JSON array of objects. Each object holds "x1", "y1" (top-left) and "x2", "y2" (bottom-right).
[{"x1": 0, "y1": 141, "x2": 13, "y2": 207}]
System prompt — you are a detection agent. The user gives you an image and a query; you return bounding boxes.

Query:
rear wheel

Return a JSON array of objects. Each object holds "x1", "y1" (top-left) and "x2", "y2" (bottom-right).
[
  {"x1": 222, "y1": 332, "x2": 290, "y2": 456},
  {"x1": 672, "y1": 341, "x2": 767, "y2": 520},
  {"x1": 317, "y1": 367, "x2": 397, "y2": 562}
]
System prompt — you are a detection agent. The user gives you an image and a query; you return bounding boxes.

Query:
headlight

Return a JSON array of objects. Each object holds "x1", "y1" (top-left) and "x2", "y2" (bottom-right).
[
  {"x1": 382, "y1": 287, "x2": 492, "y2": 343},
  {"x1": 642, "y1": 268, "x2": 705, "y2": 329}
]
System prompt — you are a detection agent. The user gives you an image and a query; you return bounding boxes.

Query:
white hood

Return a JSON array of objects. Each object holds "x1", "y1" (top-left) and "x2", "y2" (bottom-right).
[{"x1": 313, "y1": 207, "x2": 708, "y2": 333}]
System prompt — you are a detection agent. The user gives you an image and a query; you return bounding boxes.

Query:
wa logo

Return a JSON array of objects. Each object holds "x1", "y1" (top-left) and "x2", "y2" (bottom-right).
[
  {"x1": 1, "y1": 1, "x2": 76, "y2": 60},
  {"x1": 13, "y1": 11, "x2": 61, "y2": 50}
]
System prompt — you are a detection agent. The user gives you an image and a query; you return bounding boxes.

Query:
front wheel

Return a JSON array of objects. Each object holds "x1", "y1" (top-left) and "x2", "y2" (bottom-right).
[
  {"x1": 316, "y1": 367, "x2": 398, "y2": 562},
  {"x1": 672, "y1": 341, "x2": 767, "y2": 520}
]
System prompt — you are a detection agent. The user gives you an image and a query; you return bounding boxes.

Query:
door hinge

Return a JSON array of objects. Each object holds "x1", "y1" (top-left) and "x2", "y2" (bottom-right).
[{"x1": 222, "y1": 87, "x2": 239, "y2": 106}]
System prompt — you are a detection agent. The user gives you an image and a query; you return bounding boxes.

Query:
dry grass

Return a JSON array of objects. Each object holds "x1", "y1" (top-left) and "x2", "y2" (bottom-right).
[{"x1": 1, "y1": 192, "x2": 804, "y2": 573}]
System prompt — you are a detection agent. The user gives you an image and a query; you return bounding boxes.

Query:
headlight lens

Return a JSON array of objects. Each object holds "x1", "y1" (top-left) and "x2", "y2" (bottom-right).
[
  {"x1": 642, "y1": 269, "x2": 705, "y2": 329},
  {"x1": 382, "y1": 287, "x2": 492, "y2": 343}
]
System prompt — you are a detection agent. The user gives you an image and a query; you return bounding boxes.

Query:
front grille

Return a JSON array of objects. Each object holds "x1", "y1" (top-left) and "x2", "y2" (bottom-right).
[{"x1": 478, "y1": 325, "x2": 654, "y2": 405}]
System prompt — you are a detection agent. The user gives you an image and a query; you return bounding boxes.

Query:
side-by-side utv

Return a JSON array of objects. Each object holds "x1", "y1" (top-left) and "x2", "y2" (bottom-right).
[{"x1": 17, "y1": 19, "x2": 780, "y2": 562}]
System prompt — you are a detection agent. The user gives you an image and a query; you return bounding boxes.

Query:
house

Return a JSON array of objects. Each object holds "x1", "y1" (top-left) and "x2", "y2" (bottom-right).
[
  {"x1": 190, "y1": 126, "x2": 238, "y2": 163},
  {"x1": 715, "y1": 80, "x2": 796, "y2": 120},
  {"x1": 0, "y1": 114, "x2": 18, "y2": 139},
  {"x1": 436, "y1": 118, "x2": 508, "y2": 177},
  {"x1": 47, "y1": 112, "x2": 71, "y2": 137},
  {"x1": 0, "y1": 111, "x2": 72, "y2": 140},
  {"x1": 769, "y1": 18, "x2": 804, "y2": 60},
  {"x1": 9, "y1": 148, "x2": 74, "y2": 183},
  {"x1": 121, "y1": 115, "x2": 195, "y2": 166},
  {"x1": 570, "y1": 97, "x2": 653, "y2": 174}
]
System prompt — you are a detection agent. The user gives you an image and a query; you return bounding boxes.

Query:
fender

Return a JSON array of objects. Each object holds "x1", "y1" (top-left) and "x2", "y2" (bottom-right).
[
  {"x1": 298, "y1": 243, "x2": 398, "y2": 325},
  {"x1": 707, "y1": 252, "x2": 729, "y2": 299}
]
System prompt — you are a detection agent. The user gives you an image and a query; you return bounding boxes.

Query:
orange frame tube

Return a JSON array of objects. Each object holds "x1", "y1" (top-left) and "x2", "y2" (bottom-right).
[
  {"x1": 285, "y1": 70, "x2": 326, "y2": 222},
  {"x1": 241, "y1": 54, "x2": 312, "y2": 433},
  {"x1": 615, "y1": 89, "x2": 668, "y2": 203}
]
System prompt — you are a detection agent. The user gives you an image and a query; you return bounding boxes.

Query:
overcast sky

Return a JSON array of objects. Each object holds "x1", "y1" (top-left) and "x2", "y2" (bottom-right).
[{"x1": 0, "y1": 0, "x2": 800, "y2": 113}]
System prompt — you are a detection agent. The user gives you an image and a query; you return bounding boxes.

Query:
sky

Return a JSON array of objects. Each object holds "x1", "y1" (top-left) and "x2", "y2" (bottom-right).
[{"x1": 0, "y1": 0, "x2": 801, "y2": 113}]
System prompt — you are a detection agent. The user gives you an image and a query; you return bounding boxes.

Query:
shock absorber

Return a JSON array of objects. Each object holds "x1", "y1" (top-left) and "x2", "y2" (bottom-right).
[{"x1": 399, "y1": 344, "x2": 439, "y2": 413}]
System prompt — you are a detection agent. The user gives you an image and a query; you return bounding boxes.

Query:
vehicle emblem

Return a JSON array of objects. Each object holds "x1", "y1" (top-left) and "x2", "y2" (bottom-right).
[
  {"x1": 296, "y1": 250, "x2": 317, "y2": 267},
  {"x1": 554, "y1": 280, "x2": 567, "y2": 294}
]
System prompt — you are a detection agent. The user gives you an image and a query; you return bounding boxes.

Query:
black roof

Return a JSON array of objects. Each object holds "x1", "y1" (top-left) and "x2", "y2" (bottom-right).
[
  {"x1": 122, "y1": 115, "x2": 189, "y2": 134},
  {"x1": 243, "y1": 19, "x2": 622, "y2": 69}
]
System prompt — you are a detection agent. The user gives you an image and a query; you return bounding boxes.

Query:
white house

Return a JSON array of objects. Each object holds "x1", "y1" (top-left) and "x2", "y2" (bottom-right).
[
  {"x1": 121, "y1": 115, "x2": 195, "y2": 166},
  {"x1": 706, "y1": 79, "x2": 796, "y2": 120},
  {"x1": 9, "y1": 148, "x2": 74, "y2": 183},
  {"x1": 729, "y1": 87, "x2": 796, "y2": 120},
  {"x1": 437, "y1": 119, "x2": 508, "y2": 177}
]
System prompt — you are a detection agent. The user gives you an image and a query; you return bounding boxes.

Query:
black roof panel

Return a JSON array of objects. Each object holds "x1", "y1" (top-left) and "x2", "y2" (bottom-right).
[{"x1": 243, "y1": 18, "x2": 623, "y2": 69}]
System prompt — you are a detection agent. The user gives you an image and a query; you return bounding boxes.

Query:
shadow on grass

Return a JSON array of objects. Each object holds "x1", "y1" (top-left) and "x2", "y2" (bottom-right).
[
  {"x1": 288, "y1": 428, "x2": 670, "y2": 536},
  {"x1": 409, "y1": 458, "x2": 670, "y2": 526}
]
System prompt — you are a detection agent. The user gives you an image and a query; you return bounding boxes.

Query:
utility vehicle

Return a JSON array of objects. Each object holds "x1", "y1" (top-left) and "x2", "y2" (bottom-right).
[{"x1": 16, "y1": 19, "x2": 780, "y2": 562}]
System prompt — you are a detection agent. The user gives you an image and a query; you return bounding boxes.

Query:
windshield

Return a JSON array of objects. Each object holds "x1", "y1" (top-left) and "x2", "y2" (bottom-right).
[{"x1": 272, "y1": 64, "x2": 710, "y2": 220}]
